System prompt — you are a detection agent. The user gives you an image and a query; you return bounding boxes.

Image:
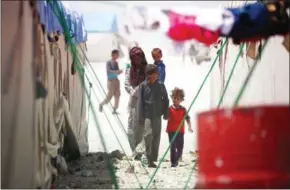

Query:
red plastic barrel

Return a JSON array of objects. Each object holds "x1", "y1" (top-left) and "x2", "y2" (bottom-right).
[{"x1": 196, "y1": 105, "x2": 290, "y2": 189}]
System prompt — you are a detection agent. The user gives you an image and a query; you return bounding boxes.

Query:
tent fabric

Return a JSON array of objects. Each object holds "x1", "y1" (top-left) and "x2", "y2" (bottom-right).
[
  {"x1": 1, "y1": 1, "x2": 36, "y2": 188},
  {"x1": 2, "y1": 1, "x2": 88, "y2": 188}
]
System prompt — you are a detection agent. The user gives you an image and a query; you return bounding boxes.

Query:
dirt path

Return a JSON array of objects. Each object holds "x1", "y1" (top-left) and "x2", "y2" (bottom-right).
[{"x1": 53, "y1": 151, "x2": 198, "y2": 189}]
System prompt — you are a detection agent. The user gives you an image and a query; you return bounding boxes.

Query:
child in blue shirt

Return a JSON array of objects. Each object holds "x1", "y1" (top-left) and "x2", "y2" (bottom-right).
[
  {"x1": 151, "y1": 48, "x2": 166, "y2": 84},
  {"x1": 99, "y1": 50, "x2": 123, "y2": 114}
]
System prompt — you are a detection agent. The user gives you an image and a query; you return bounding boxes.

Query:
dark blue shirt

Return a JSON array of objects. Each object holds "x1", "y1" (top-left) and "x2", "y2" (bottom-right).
[{"x1": 154, "y1": 60, "x2": 166, "y2": 84}]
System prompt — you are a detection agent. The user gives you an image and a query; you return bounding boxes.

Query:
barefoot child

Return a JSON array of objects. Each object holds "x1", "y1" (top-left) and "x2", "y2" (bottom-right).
[
  {"x1": 137, "y1": 64, "x2": 169, "y2": 167},
  {"x1": 166, "y1": 87, "x2": 193, "y2": 167}
]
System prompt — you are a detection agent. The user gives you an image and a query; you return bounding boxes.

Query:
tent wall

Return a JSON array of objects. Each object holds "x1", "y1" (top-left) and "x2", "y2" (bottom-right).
[
  {"x1": 1, "y1": 1, "x2": 88, "y2": 188},
  {"x1": 1, "y1": 1, "x2": 36, "y2": 188},
  {"x1": 209, "y1": 1, "x2": 289, "y2": 108},
  {"x1": 209, "y1": 37, "x2": 289, "y2": 109}
]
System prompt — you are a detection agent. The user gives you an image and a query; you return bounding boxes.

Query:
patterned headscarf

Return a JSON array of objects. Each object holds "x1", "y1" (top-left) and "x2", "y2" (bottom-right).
[{"x1": 129, "y1": 47, "x2": 148, "y2": 87}]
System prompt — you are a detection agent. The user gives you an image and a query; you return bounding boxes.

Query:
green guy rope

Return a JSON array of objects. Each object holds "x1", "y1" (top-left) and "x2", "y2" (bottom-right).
[
  {"x1": 82, "y1": 56, "x2": 158, "y2": 189},
  {"x1": 183, "y1": 160, "x2": 198, "y2": 189},
  {"x1": 90, "y1": 85, "x2": 144, "y2": 189},
  {"x1": 217, "y1": 43, "x2": 245, "y2": 108},
  {"x1": 77, "y1": 45, "x2": 129, "y2": 138},
  {"x1": 145, "y1": 39, "x2": 228, "y2": 189},
  {"x1": 183, "y1": 42, "x2": 246, "y2": 189},
  {"x1": 48, "y1": 1, "x2": 119, "y2": 188},
  {"x1": 233, "y1": 40, "x2": 269, "y2": 107}
]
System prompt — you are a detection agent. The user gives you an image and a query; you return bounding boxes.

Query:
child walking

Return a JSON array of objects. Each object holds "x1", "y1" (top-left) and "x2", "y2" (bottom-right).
[
  {"x1": 124, "y1": 46, "x2": 148, "y2": 156},
  {"x1": 136, "y1": 64, "x2": 169, "y2": 167},
  {"x1": 99, "y1": 50, "x2": 123, "y2": 114},
  {"x1": 166, "y1": 87, "x2": 193, "y2": 167}
]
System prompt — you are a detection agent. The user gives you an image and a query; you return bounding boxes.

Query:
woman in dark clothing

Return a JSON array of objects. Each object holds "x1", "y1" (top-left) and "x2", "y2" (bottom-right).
[{"x1": 124, "y1": 46, "x2": 148, "y2": 158}]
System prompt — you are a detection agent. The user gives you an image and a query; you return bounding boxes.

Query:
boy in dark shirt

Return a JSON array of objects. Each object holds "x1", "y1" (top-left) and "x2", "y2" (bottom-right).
[{"x1": 136, "y1": 64, "x2": 169, "y2": 167}]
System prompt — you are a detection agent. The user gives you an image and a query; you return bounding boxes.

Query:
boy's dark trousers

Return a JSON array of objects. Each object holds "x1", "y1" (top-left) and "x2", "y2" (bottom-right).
[
  {"x1": 144, "y1": 117, "x2": 162, "y2": 162},
  {"x1": 168, "y1": 132, "x2": 184, "y2": 165}
]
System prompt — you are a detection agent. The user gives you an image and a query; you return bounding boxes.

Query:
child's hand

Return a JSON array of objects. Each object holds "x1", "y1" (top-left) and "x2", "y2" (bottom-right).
[{"x1": 188, "y1": 127, "x2": 193, "y2": 133}]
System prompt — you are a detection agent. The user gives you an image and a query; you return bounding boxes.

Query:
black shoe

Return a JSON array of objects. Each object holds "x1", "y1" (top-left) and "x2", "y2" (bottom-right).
[
  {"x1": 148, "y1": 162, "x2": 157, "y2": 168},
  {"x1": 99, "y1": 104, "x2": 103, "y2": 112},
  {"x1": 171, "y1": 163, "x2": 178, "y2": 167}
]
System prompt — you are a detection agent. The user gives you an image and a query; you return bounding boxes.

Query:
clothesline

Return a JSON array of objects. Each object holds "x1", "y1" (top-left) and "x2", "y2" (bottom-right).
[
  {"x1": 36, "y1": 1, "x2": 289, "y2": 49},
  {"x1": 162, "y1": 1, "x2": 289, "y2": 46}
]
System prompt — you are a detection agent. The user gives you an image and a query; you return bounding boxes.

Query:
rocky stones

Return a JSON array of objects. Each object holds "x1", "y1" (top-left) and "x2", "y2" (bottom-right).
[
  {"x1": 54, "y1": 151, "x2": 198, "y2": 188},
  {"x1": 125, "y1": 165, "x2": 135, "y2": 173},
  {"x1": 53, "y1": 150, "x2": 126, "y2": 188},
  {"x1": 56, "y1": 155, "x2": 68, "y2": 174},
  {"x1": 109, "y1": 150, "x2": 125, "y2": 160}
]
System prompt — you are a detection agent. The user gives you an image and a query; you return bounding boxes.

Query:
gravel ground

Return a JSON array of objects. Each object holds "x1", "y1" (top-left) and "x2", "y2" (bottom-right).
[
  {"x1": 54, "y1": 30, "x2": 207, "y2": 189},
  {"x1": 54, "y1": 151, "x2": 198, "y2": 189}
]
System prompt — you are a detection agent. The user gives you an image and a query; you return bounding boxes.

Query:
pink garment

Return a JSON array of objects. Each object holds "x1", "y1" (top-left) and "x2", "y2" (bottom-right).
[{"x1": 166, "y1": 11, "x2": 220, "y2": 46}]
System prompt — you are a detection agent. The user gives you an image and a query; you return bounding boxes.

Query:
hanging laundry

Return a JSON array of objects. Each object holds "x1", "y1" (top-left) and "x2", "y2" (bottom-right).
[
  {"x1": 46, "y1": 3, "x2": 54, "y2": 33},
  {"x1": 36, "y1": 1, "x2": 47, "y2": 27},
  {"x1": 262, "y1": 1, "x2": 290, "y2": 37},
  {"x1": 246, "y1": 41, "x2": 258, "y2": 60},
  {"x1": 36, "y1": 1, "x2": 87, "y2": 45},
  {"x1": 78, "y1": 15, "x2": 87, "y2": 43},
  {"x1": 76, "y1": 17, "x2": 83, "y2": 43},
  {"x1": 166, "y1": 11, "x2": 219, "y2": 46},
  {"x1": 195, "y1": 8, "x2": 235, "y2": 36},
  {"x1": 214, "y1": 39, "x2": 223, "y2": 49},
  {"x1": 227, "y1": 1, "x2": 290, "y2": 44},
  {"x1": 71, "y1": 12, "x2": 79, "y2": 44},
  {"x1": 195, "y1": 8, "x2": 226, "y2": 31},
  {"x1": 51, "y1": 1, "x2": 63, "y2": 34},
  {"x1": 220, "y1": 9, "x2": 236, "y2": 36},
  {"x1": 227, "y1": 2, "x2": 269, "y2": 44}
]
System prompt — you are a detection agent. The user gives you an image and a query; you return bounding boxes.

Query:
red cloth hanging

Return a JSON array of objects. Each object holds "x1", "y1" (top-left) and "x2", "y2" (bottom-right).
[{"x1": 166, "y1": 11, "x2": 220, "y2": 46}]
